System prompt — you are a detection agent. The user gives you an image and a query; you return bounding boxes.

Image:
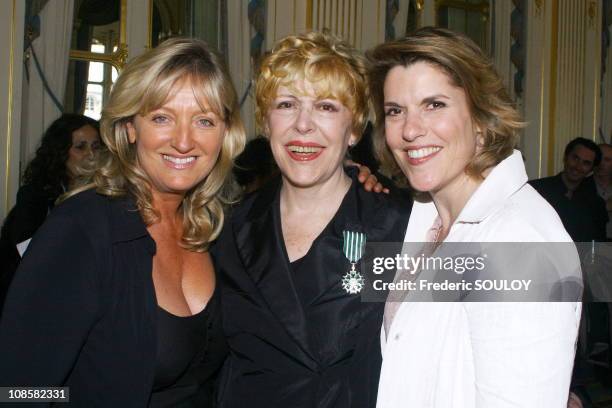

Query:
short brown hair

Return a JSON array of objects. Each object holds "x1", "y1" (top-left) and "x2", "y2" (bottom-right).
[
  {"x1": 256, "y1": 31, "x2": 369, "y2": 139},
  {"x1": 367, "y1": 26, "x2": 524, "y2": 179}
]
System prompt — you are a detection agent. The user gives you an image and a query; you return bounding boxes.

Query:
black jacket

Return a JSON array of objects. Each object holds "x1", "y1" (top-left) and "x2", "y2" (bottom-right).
[
  {"x1": 0, "y1": 184, "x2": 57, "y2": 312},
  {"x1": 0, "y1": 189, "x2": 226, "y2": 407},
  {"x1": 215, "y1": 172, "x2": 412, "y2": 408},
  {"x1": 530, "y1": 173, "x2": 608, "y2": 241}
]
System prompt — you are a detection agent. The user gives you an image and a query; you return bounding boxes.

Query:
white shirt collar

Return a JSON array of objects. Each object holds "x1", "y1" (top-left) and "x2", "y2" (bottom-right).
[
  {"x1": 405, "y1": 150, "x2": 528, "y2": 242},
  {"x1": 455, "y1": 150, "x2": 527, "y2": 223}
]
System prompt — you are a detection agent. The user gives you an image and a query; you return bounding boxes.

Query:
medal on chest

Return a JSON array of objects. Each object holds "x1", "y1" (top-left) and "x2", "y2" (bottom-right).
[{"x1": 341, "y1": 230, "x2": 366, "y2": 294}]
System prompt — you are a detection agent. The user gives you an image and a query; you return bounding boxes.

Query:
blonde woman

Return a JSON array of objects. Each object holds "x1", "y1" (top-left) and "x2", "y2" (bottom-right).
[
  {"x1": 215, "y1": 32, "x2": 410, "y2": 408},
  {"x1": 0, "y1": 38, "x2": 244, "y2": 406}
]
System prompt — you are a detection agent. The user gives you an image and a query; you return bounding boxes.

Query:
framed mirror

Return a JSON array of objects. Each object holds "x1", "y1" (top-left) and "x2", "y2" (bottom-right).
[
  {"x1": 69, "y1": 0, "x2": 128, "y2": 70},
  {"x1": 150, "y1": 0, "x2": 226, "y2": 52},
  {"x1": 436, "y1": 0, "x2": 490, "y2": 52},
  {"x1": 64, "y1": 0, "x2": 126, "y2": 118}
]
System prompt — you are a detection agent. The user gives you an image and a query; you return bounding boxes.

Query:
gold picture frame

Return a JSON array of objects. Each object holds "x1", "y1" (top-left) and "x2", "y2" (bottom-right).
[{"x1": 68, "y1": 0, "x2": 128, "y2": 69}]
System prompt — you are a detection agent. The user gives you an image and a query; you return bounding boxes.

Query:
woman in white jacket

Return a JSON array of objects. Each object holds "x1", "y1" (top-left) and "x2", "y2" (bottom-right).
[{"x1": 367, "y1": 26, "x2": 582, "y2": 408}]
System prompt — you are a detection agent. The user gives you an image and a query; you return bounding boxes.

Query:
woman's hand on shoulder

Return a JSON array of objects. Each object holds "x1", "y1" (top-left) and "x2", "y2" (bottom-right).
[
  {"x1": 345, "y1": 160, "x2": 389, "y2": 194},
  {"x1": 567, "y1": 392, "x2": 583, "y2": 408}
]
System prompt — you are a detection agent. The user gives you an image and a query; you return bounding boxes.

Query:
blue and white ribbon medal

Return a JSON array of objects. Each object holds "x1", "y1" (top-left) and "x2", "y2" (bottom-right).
[{"x1": 342, "y1": 231, "x2": 366, "y2": 294}]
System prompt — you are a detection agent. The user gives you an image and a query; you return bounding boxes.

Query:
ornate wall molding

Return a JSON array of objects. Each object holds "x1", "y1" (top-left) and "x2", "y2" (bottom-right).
[
  {"x1": 552, "y1": 0, "x2": 600, "y2": 173},
  {"x1": 588, "y1": 0, "x2": 597, "y2": 28},
  {"x1": 522, "y1": 0, "x2": 553, "y2": 179},
  {"x1": 227, "y1": 1, "x2": 256, "y2": 137},
  {"x1": 521, "y1": 0, "x2": 603, "y2": 178},
  {"x1": 535, "y1": 0, "x2": 543, "y2": 18},
  {"x1": 257, "y1": 0, "x2": 390, "y2": 54},
  {"x1": 494, "y1": 0, "x2": 515, "y2": 97},
  {"x1": 0, "y1": 0, "x2": 25, "y2": 216},
  {"x1": 600, "y1": 0, "x2": 612, "y2": 142}
]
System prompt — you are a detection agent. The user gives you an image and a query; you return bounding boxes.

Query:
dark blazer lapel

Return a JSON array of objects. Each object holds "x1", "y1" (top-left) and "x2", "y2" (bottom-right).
[
  {"x1": 305, "y1": 177, "x2": 391, "y2": 324},
  {"x1": 318, "y1": 176, "x2": 371, "y2": 295},
  {"x1": 232, "y1": 180, "x2": 317, "y2": 367},
  {"x1": 308, "y1": 185, "x2": 361, "y2": 297},
  {"x1": 108, "y1": 196, "x2": 155, "y2": 251}
]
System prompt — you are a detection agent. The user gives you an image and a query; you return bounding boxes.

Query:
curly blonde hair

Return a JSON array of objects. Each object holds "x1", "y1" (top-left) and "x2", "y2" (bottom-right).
[
  {"x1": 367, "y1": 27, "x2": 525, "y2": 179},
  {"x1": 255, "y1": 31, "x2": 369, "y2": 138},
  {"x1": 69, "y1": 38, "x2": 245, "y2": 251}
]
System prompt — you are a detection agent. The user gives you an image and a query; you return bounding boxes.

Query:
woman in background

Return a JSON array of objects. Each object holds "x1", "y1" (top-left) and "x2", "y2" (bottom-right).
[
  {"x1": 0, "y1": 38, "x2": 243, "y2": 406},
  {"x1": 0, "y1": 113, "x2": 100, "y2": 311},
  {"x1": 368, "y1": 27, "x2": 581, "y2": 407}
]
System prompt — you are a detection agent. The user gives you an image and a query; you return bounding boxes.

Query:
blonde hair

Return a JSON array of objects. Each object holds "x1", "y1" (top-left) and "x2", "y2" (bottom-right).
[
  {"x1": 68, "y1": 38, "x2": 245, "y2": 251},
  {"x1": 255, "y1": 31, "x2": 369, "y2": 138},
  {"x1": 367, "y1": 27, "x2": 525, "y2": 179}
]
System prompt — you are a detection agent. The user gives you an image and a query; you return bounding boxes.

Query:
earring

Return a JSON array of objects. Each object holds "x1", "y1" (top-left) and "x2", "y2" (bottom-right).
[{"x1": 476, "y1": 130, "x2": 485, "y2": 146}]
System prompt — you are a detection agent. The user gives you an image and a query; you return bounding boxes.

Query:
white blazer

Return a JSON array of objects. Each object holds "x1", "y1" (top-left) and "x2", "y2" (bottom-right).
[{"x1": 377, "y1": 150, "x2": 582, "y2": 408}]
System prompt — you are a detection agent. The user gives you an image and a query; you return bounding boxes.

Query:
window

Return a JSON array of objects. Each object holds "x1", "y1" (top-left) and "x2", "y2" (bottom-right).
[{"x1": 82, "y1": 43, "x2": 117, "y2": 120}]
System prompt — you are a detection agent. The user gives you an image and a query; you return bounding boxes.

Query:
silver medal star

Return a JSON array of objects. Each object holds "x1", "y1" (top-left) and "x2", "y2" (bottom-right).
[{"x1": 342, "y1": 268, "x2": 365, "y2": 294}]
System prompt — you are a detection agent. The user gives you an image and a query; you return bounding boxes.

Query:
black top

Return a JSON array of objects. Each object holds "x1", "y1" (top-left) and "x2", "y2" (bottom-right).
[
  {"x1": 153, "y1": 306, "x2": 209, "y2": 391},
  {"x1": 214, "y1": 169, "x2": 412, "y2": 408},
  {"x1": 290, "y1": 257, "x2": 310, "y2": 308},
  {"x1": 0, "y1": 184, "x2": 57, "y2": 313},
  {"x1": 0, "y1": 190, "x2": 228, "y2": 407},
  {"x1": 530, "y1": 173, "x2": 608, "y2": 241},
  {"x1": 150, "y1": 286, "x2": 226, "y2": 407}
]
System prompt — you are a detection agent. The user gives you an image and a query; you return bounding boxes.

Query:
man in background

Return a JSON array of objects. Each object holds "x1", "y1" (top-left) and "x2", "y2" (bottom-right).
[{"x1": 530, "y1": 137, "x2": 608, "y2": 242}]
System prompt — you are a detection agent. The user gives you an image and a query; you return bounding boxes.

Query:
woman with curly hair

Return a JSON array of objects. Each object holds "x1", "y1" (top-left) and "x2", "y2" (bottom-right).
[
  {"x1": 0, "y1": 38, "x2": 245, "y2": 406},
  {"x1": 215, "y1": 31, "x2": 409, "y2": 408},
  {"x1": 0, "y1": 114, "x2": 100, "y2": 310}
]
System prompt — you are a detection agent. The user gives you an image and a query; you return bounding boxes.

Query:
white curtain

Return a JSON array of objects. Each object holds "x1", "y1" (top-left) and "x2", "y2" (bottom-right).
[{"x1": 20, "y1": 0, "x2": 74, "y2": 166}]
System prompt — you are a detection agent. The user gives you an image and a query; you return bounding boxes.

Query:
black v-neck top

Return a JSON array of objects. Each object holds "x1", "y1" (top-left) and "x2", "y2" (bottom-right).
[
  {"x1": 150, "y1": 288, "x2": 227, "y2": 407},
  {"x1": 151, "y1": 302, "x2": 209, "y2": 397}
]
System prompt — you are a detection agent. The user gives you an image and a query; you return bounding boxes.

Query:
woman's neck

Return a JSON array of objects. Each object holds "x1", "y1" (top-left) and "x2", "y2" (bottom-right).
[
  {"x1": 280, "y1": 169, "x2": 351, "y2": 217},
  {"x1": 151, "y1": 191, "x2": 184, "y2": 228},
  {"x1": 279, "y1": 168, "x2": 352, "y2": 262},
  {"x1": 429, "y1": 173, "x2": 484, "y2": 240}
]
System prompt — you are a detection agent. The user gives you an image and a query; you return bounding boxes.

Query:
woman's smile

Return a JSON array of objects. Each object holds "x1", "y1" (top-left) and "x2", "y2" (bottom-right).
[
  {"x1": 161, "y1": 154, "x2": 198, "y2": 169},
  {"x1": 285, "y1": 141, "x2": 325, "y2": 161},
  {"x1": 404, "y1": 145, "x2": 443, "y2": 165}
]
